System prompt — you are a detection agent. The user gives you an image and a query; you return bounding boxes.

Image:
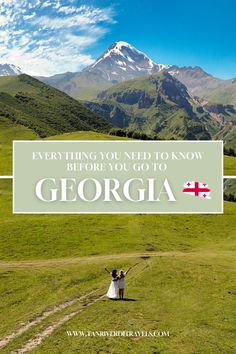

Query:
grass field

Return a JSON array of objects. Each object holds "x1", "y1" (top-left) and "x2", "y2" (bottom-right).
[
  {"x1": 0, "y1": 129, "x2": 128, "y2": 176},
  {"x1": 0, "y1": 179, "x2": 235, "y2": 353},
  {"x1": 0, "y1": 119, "x2": 38, "y2": 176},
  {"x1": 224, "y1": 155, "x2": 236, "y2": 176}
]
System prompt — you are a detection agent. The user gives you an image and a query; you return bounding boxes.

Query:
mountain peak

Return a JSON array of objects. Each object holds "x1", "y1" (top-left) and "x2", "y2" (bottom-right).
[
  {"x1": 110, "y1": 41, "x2": 135, "y2": 50},
  {"x1": 84, "y1": 41, "x2": 169, "y2": 83},
  {"x1": 107, "y1": 41, "x2": 156, "y2": 66}
]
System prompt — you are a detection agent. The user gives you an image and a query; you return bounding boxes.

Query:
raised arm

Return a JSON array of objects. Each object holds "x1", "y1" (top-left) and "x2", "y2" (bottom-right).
[
  {"x1": 126, "y1": 263, "x2": 139, "y2": 274},
  {"x1": 104, "y1": 267, "x2": 110, "y2": 274},
  {"x1": 125, "y1": 267, "x2": 132, "y2": 274}
]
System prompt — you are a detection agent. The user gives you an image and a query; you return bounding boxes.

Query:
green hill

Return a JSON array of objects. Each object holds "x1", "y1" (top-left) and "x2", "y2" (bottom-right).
[
  {"x1": 85, "y1": 72, "x2": 224, "y2": 140},
  {"x1": 199, "y1": 82, "x2": 236, "y2": 106},
  {"x1": 0, "y1": 74, "x2": 111, "y2": 138},
  {"x1": 38, "y1": 71, "x2": 112, "y2": 101},
  {"x1": 215, "y1": 123, "x2": 236, "y2": 150}
]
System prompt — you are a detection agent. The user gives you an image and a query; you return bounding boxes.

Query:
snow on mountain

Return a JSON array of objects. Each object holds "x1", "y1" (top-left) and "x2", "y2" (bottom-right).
[
  {"x1": 84, "y1": 41, "x2": 170, "y2": 83},
  {"x1": 0, "y1": 64, "x2": 22, "y2": 76}
]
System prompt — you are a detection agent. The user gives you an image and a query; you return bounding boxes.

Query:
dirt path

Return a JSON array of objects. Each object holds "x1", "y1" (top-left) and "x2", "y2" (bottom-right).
[
  {"x1": 0, "y1": 250, "x2": 233, "y2": 269},
  {"x1": 11, "y1": 293, "x2": 106, "y2": 354},
  {"x1": 0, "y1": 251, "x2": 234, "y2": 353},
  {"x1": 1, "y1": 263, "x2": 149, "y2": 353},
  {"x1": 0, "y1": 289, "x2": 99, "y2": 350},
  {"x1": 11, "y1": 264, "x2": 149, "y2": 354}
]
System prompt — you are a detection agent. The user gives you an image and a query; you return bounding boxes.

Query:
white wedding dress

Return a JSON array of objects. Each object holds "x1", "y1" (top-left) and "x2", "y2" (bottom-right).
[{"x1": 106, "y1": 277, "x2": 118, "y2": 298}]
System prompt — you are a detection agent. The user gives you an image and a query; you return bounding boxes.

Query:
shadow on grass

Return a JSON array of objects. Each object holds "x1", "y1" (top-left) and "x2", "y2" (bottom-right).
[
  {"x1": 122, "y1": 298, "x2": 137, "y2": 301},
  {"x1": 108, "y1": 298, "x2": 137, "y2": 301}
]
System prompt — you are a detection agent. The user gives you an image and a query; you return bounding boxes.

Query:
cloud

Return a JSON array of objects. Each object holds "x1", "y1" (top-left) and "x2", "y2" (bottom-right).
[
  {"x1": 0, "y1": 15, "x2": 9, "y2": 26},
  {"x1": 33, "y1": 6, "x2": 115, "y2": 31},
  {"x1": 41, "y1": 1, "x2": 52, "y2": 8},
  {"x1": 0, "y1": 0, "x2": 116, "y2": 76},
  {"x1": 23, "y1": 13, "x2": 36, "y2": 20}
]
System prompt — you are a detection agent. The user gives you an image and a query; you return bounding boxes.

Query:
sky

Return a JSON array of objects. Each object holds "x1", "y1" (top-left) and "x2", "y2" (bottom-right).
[{"x1": 0, "y1": 0, "x2": 235, "y2": 78}]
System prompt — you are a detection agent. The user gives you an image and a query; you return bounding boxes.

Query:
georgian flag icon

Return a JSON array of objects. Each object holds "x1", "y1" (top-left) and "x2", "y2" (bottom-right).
[{"x1": 183, "y1": 181, "x2": 211, "y2": 199}]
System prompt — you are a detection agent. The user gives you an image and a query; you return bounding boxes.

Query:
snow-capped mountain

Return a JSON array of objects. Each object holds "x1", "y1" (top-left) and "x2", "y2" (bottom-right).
[
  {"x1": 40, "y1": 41, "x2": 236, "y2": 106},
  {"x1": 84, "y1": 41, "x2": 169, "y2": 83},
  {"x1": 0, "y1": 64, "x2": 22, "y2": 76}
]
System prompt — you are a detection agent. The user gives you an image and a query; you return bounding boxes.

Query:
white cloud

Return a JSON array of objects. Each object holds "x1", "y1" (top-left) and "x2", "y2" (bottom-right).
[
  {"x1": 41, "y1": 1, "x2": 51, "y2": 8},
  {"x1": 0, "y1": 1, "x2": 116, "y2": 76},
  {"x1": 23, "y1": 13, "x2": 36, "y2": 20},
  {"x1": 0, "y1": 15, "x2": 9, "y2": 26},
  {"x1": 58, "y1": 5, "x2": 77, "y2": 15},
  {"x1": 34, "y1": 6, "x2": 114, "y2": 30}
]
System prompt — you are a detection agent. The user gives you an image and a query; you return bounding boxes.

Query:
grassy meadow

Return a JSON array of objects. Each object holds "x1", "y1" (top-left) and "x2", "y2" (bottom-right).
[
  {"x1": 0, "y1": 127, "x2": 235, "y2": 353},
  {"x1": 0, "y1": 119, "x2": 38, "y2": 176},
  {"x1": 32, "y1": 255, "x2": 235, "y2": 354},
  {"x1": 224, "y1": 155, "x2": 236, "y2": 176},
  {"x1": 0, "y1": 179, "x2": 235, "y2": 353}
]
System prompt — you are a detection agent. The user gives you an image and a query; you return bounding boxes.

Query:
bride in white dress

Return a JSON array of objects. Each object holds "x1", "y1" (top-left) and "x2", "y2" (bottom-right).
[{"x1": 105, "y1": 268, "x2": 118, "y2": 298}]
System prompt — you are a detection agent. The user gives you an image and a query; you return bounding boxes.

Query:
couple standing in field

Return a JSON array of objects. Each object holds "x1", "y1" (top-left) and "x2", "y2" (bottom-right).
[{"x1": 105, "y1": 264, "x2": 137, "y2": 300}]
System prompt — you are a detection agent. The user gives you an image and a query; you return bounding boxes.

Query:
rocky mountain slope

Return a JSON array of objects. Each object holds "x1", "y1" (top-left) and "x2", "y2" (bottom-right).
[
  {"x1": 85, "y1": 72, "x2": 224, "y2": 140},
  {"x1": 168, "y1": 65, "x2": 236, "y2": 106}
]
